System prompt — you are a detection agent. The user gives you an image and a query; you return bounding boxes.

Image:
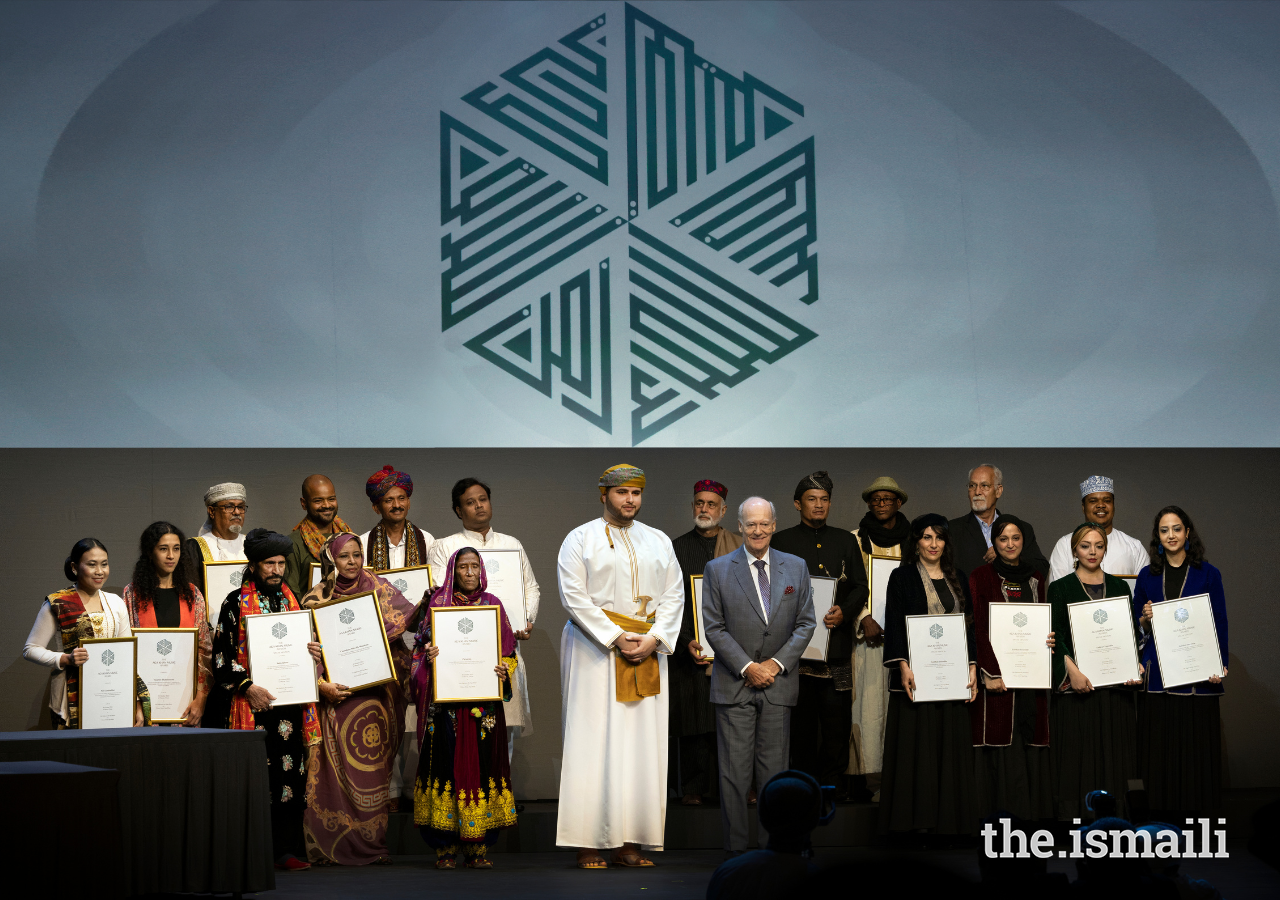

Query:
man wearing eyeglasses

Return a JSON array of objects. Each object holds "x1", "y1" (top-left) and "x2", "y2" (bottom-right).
[
  {"x1": 189, "y1": 482, "x2": 249, "y2": 563},
  {"x1": 947, "y1": 464, "x2": 1048, "y2": 581}
]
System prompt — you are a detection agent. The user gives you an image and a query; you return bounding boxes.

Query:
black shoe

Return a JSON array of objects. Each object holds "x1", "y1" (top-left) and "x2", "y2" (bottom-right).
[{"x1": 516, "y1": 803, "x2": 525, "y2": 812}]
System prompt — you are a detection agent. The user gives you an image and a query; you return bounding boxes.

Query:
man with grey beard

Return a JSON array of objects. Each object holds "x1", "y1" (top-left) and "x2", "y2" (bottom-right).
[
  {"x1": 948, "y1": 464, "x2": 1048, "y2": 579},
  {"x1": 188, "y1": 482, "x2": 248, "y2": 563},
  {"x1": 669, "y1": 480, "x2": 744, "y2": 806}
]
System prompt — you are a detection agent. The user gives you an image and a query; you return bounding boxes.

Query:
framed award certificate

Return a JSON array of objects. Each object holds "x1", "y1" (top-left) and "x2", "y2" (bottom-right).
[
  {"x1": 133, "y1": 627, "x2": 198, "y2": 723},
  {"x1": 431, "y1": 605, "x2": 503, "y2": 702},
  {"x1": 310, "y1": 591, "x2": 396, "y2": 692},
  {"x1": 80, "y1": 636, "x2": 137, "y2": 729},
  {"x1": 1066, "y1": 596, "x2": 1141, "y2": 687},
  {"x1": 802, "y1": 576, "x2": 837, "y2": 662},
  {"x1": 986, "y1": 603, "x2": 1052, "y2": 690},
  {"x1": 1149, "y1": 593, "x2": 1224, "y2": 688},
  {"x1": 477, "y1": 549, "x2": 528, "y2": 630},
  {"x1": 690, "y1": 575, "x2": 714, "y2": 661},
  {"x1": 905, "y1": 614, "x2": 970, "y2": 702},
  {"x1": 202, "y1": 559, "x2": 248, "y2": 625},
  {"x1": 375, "y1": 563, "x2": 436, "y2": 604},
  {"x1": 309, "y1": 562, "x2": 373, "y2": 589},
  {"x1": 244, "y1": 609, "x2": 319, "y2": 706},
  {"x1": 868, "y1": 555, "x2": 898, "y2": 625}
]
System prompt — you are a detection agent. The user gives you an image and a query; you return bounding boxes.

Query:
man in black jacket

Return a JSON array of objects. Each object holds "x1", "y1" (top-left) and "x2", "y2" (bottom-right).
[
  {"x1": 947, "y1": 464, "x2": 1049, "y2": 580},
  {"x1": 770, "y1": 471, "x2": 868, "y2": 792}
]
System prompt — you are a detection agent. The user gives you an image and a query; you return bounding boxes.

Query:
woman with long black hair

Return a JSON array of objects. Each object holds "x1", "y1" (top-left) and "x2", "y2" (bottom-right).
[
  {"x1": 1133, "y1": 506, "x2": 1227, "y2": 817},
  {"x1": 878, "y1": 514, "x2": 978, "y2": 837},
  {"x1": 123, "y1": 521, "x2": 214, "y2": 726}
]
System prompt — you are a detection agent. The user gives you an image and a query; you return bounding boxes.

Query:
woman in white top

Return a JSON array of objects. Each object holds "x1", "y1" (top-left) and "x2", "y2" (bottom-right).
[{"x1": 23, "y1": 538, "x2": 147, "y2": 728}]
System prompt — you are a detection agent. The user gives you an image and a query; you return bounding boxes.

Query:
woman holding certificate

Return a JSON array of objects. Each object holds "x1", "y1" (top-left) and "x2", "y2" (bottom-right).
[
  {"x1": 879, "y1": 514, "x2": 978, "y2": 837},
  {"x1": 1133, "y1": 506, "x2": 1227, "y2": 817},
  {"x1": 409, "y1": 548, "x2": 519, "y2": 869},
  {"x1": 969, "y1": 516, "x2": 1054, "y2": 822},
  {"x1": 23, "y1": 538, "x2": 150, "y2": 728},
  {"x1": 123, "y1": 522, "x2": 213, "y2": 726},
  {"x1": 1048, "y1": 523, "x2": 1143, "y2": 819},
  {"x1": 300, "y1": 532, "x2": 418, "y2": 866}
]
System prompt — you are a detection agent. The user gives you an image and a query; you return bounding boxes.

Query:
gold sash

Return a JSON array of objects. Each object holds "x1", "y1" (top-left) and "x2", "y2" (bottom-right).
[{"x1": 604, "y1": 609, "x2": 661, "y2": 702}]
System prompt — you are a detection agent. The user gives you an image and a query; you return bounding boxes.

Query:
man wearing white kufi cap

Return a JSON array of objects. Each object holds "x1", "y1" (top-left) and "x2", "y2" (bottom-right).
[
  {"x1": 1047, "y1": 476, "x2": 1151, "y2": 582},
  {"x1": 188, "y1": 482, "x2": 248, "y2": 563}
]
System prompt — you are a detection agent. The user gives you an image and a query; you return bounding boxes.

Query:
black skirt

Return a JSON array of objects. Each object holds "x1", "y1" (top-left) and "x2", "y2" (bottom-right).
[
  {"x1": 1138, "y1": 691, "x2": 1222, "y2": 815},
  {"x1": 668, "y1": 656, "x2": 717, "y2": 738},
  {"x1": 1049, "y1": 688, "x2": 1138, "y2": 820},
  {"x1": 879, "y1": 691, "x2": 977, "y2": 835},
  {"x1": 974, "y1": 691, "x2": 1054, "y2": 821}
]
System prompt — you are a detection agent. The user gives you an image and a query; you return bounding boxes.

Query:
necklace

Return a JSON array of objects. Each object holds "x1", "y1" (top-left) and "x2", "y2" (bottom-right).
[{"x1": 1163, "y1": 560, "x2": 1190, "y2": 600}]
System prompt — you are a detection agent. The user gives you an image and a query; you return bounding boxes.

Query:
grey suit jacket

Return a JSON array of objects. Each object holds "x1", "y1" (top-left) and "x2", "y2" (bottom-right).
[{"x1": 703, "y1": 545, "x2": 816, "y2": 707}]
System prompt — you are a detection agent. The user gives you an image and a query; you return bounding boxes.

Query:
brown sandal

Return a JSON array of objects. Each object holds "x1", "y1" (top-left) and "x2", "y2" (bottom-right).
[
  {"x1": 611, "y1": 851, "x2": 655, "y2": 867},
  {"x1": 466, "y1": 857, "x2": 493, "y2": 869},
  {"x1": 435, "y1": 857, "x2": 456, "y2": 869},
  {"x1": 577, "y1": 854, "x2": 609, "y2": 869}
]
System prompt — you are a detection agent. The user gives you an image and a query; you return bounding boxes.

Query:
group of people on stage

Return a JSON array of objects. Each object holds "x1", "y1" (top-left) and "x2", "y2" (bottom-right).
[{"x1": 22, "y1": 461, "x2": 1227, "y2": 870}]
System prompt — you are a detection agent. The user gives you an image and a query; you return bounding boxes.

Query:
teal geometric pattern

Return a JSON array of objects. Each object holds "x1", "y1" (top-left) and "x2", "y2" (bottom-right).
[{"x1": 441, "y1": 4, "x2": 820, "y2": 444}]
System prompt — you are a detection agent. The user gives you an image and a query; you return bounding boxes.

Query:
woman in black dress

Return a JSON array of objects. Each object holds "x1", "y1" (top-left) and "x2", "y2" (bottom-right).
[{"x1": 879, "y1": 514, "x2": 978, "y2": 836}]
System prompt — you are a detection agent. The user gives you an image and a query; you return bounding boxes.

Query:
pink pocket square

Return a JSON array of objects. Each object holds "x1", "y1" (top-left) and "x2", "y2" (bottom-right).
[{"x1": 784, "y1": 585, "x2": 795, "y2": 595}]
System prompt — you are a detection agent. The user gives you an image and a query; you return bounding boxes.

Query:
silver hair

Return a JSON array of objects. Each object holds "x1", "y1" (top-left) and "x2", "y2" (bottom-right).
[
  {"x1": 738, "y1": 496, "x2": 777, "y2": 525},
  {"x1": 967, "y1": 464, "x2": 1003, "y2": 487}
]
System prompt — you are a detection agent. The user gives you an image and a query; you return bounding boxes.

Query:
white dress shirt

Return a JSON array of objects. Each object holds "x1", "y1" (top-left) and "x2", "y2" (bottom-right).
[
  {"x1": 1048, "y1": 526, "x2": 1151, "y2": 583},
  {"x1": 741, "y1": 547, "x2": 785, "y2": 676}
]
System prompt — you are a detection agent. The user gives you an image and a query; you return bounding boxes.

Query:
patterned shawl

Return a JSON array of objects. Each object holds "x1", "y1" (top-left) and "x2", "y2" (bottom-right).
[
  {"x1": 47, "y1": 588, "x2": 88, "y2": 728},
  {"x1": 227, "y1": 578, "x2": 321, "y2": 744},
  {"x1": 293, "y1": 515, "x2": 352, "y2": 561},
  {"x1": 366, "y1": 520, "x2": 426, "y2": 572},
  {"x1": 300, "y1": 533, "x2": 418, "y2": 648}
]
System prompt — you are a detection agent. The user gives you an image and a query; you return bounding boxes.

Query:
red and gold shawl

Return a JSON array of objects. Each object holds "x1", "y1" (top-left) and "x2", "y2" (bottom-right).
[
  {"x1": 293, "y1": 516, "x2": 353, "y2": 561},
  {"x1": 47, "y1": 588, "x2": 89, "y2": 728},
  {"x1": 227, "y1": 578, "x2": 321, "y2": 745}
]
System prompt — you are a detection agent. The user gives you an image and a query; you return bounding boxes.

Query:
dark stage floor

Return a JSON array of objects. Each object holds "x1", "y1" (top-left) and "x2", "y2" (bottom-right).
[{"x1": 230, "y1": 846, "x2": 1279, "y2": 900}]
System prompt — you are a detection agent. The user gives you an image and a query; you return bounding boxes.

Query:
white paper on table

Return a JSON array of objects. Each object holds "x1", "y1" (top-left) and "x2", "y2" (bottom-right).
[
  {"x1": 802, "y1": 576, "x2": 837, "y2": 661},
  {"x1": 1149, "y1": 593, "x2": 1224, "y2": 688},
  {"x1": 986, "y1": 602, "x2": 1052, "y2": 690},
  {"x1": 376, "y1": 564, "x2": 436, "y2": 605},
  {"x1": 245, "y1": 609, "x2": 319, "y2": 706},
  {"x1": 690, "y1": 575, "x2": 713, "y2": 661},
  {"x1": 905, "y1": 614, "x2": 970, "y2": 702},
  {"x1": 202, "y1": 560, "x2": 248, "y2": 626},
  {"x1": 80, "y1": 637, "x2": 137, "y2": 729},
  {"x1": 477, "y1": 549, "x2": 527, "y2": 631},
  {"x1": 868, "y1": 556, "x2": 898, "y2": 626},
  {"x1": 311, "y1": 591, "x2": 396, "y2": 692},
  {"x1": 431, "y1": 605, "x2": 503, "y2": 702},
  {"x1": 134, "y1": 628, "x2": 198, "y2": 723},
  {"x1": 1066, "y1": 596, "x2": 1141, "y2": 687}
]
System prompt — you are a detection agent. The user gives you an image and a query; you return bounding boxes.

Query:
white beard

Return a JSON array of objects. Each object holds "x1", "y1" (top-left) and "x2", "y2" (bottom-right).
[
  {"x1": 229, "y1": 523, "x2": 243, "y2": 535},
  {"x1": 694, "y1": 513, "x2": 724, "y2": 531},
  {"x1": 970, "y1": 497, "x2": 990, "y2": 513}
]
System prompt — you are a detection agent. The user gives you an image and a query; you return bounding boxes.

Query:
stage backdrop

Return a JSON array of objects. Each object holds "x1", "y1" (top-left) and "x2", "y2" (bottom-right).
[
  {"x1": 2, "y1": 448, "x2": 1277, "y2": 797},
  {"x1": 1, "y1": 0, "x2": 1279, "y2": 446}
]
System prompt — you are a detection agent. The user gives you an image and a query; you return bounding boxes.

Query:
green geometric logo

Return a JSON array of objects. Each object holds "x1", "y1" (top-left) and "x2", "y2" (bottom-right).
[{"x1": 441, "y1": 4, "x2": 819, "y2": 443}]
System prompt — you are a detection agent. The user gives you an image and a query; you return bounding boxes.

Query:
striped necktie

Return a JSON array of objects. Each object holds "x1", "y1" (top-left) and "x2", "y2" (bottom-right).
[{"x1": 754, "y1": 559, "x2": 770, "y2": 619}]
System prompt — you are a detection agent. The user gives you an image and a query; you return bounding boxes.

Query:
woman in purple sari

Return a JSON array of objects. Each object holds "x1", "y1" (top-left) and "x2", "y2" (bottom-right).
[
  {"x1": 300, "y1": 532, "x2": 419, "y2": 865},
  {"x1": 411, "y1": 547, "x2": 518, "y2": 869}
]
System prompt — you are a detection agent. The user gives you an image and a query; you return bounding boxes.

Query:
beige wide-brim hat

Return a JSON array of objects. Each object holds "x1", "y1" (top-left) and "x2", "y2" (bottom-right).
[{"x1": 861, "y1": 476, "x2": 907, "y2": 503}]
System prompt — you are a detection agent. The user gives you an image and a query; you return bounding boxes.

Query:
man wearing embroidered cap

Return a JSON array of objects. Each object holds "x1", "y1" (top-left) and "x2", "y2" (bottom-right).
[
  {"x1": 1048, "y1": 476, "x2": 1151, "y2": 582},
  {"x1": 556, "y1": 464, "x2": 684, "y2": 868},
  {"x1": 358, "y1": 465, "x2": 434, "y2": 574},
  {"x1": 669, "y1": 479, "x2": 744, "y2": 806},
  {"x1": 189, "y1": 482, "x2": 248, "y2": 563}
]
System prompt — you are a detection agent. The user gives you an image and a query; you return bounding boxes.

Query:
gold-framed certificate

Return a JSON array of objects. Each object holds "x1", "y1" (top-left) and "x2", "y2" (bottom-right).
[
  {"x1": 690, "y1": 575, "x2": 713, "y2": 661},
  {"x1": 1149, "y1": 593, "x2": 1224, "y2": 688},
  {"x1": 986, "y1": 602, "x2": 1052, "y2": 690},
  {"x1": 375, "y1": 563, "x2": 436, "y2": 604},
  {"x1": 868, "y1": 555, "x2": 899, "y2": 625},
  {"x1": 477, "y1": 549, "x2": 527, "y2": 631},
  {"x1": 802, "y1": 576, "x2": 837, "y2": 662},
  {"x1": 310, "y1": 591, "x2": 397, "y2": 692},
  {"x1": 244, "y1": 609, "x2": 319, "y2": 706},
  {"x1": 202, "y1": 559, "x2": 248, "y2": 625},
  {"x1": 431, "y1": 605, "x2": 503, "y2": 703},
  {"x1": 79, "y1": 636, "x2": 137, "y2": 729},
  {"x1": 133, "y1": 627, "x2": 198, "y2": 723},
  {"x1": 1066, "y1": 596, "x2": 1141, "y2": 687},
  {"x1": 905, "y1": 614, "x2": 970, "y2": 702}
]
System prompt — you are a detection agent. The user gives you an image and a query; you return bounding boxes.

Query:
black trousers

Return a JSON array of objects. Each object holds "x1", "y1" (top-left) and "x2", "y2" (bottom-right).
[
  {"x1": 671, "y1": 732, "x2": 719, "y2": 797},
  {"x1": 790, "y1": 675, "x2": 852, "y2": 785}
]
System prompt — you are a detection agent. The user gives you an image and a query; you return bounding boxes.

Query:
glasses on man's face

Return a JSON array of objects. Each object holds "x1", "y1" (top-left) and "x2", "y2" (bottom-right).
[
  {"x1": 216, "y1": 504, "x2": 248, "y2": 514},
  {"x1": 868, "y1": 497, "x2": 898, "y2": 506}
]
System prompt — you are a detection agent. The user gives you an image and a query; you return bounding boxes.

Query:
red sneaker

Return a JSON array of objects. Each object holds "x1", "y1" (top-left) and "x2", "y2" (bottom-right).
[{"x1": 275, "y1": 856, "x2": 312, "y2": 871}]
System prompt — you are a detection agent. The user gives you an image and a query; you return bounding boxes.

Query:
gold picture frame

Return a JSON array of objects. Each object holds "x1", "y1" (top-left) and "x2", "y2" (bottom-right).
[
  {"x1": 132, "y1": 627, "x2": 200, "y2": 724},
  {"x1": 243, "y1": 609, "x2": 319, "y2": 706},
  {"x1": 689, "y1": 574, "x2": 714, "y2": 661},
  {"x1": 430, "y1": 605, "x2": 504, "y2": 703},
  {"x1": 80, "y1": 636, "x2": 138, "y2": 729},
  {"x1": 309, "y1": 590, "x2": 398, "y2": 692},
  {"x1": 202, "y1": 559, "x2": 249, "y2": 625},
  {"x1": 373, "y1": 562, "x2": 437, "y2": 604}
]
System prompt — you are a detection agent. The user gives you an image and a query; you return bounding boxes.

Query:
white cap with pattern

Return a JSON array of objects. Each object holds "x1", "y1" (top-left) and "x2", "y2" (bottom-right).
[{"x1": 1079, "y1": 475, "x2": 1114, "y2": 499}]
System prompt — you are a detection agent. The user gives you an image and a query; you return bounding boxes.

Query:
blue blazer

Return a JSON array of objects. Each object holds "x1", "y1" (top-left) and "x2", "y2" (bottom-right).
[
  {"x1": 702, "y1": 545, "x2": 816, "y2": 707},
  {"x1": 1132, "y1": 561, "x2": 1227, "y2": 695}
]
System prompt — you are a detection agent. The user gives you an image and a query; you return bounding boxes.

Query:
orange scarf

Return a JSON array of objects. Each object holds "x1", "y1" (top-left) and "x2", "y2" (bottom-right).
[{"x1": 293, "y1": 516, "x2": 352, "y2": 561}]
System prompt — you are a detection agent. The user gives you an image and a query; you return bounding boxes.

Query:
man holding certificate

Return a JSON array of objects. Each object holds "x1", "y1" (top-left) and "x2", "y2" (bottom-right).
[
  {"x1": 301, "y1": 533, "x2": 418, "y2": 866},
  {"x1": 1133, "y1": 506, "x2": 1228, "y2": 817},
  {"x1": 968, "y1": 515, "x2": 1055, "y2": 822},
  {"x1": 409, "y1": 548, "x2": 518, "y2": 869},
  {"x1": 879, "y1": 514, "x2": 978, "y2": 836},
  {"x1": 209, "y1": 529, "x2": 323, "y2": 872}
]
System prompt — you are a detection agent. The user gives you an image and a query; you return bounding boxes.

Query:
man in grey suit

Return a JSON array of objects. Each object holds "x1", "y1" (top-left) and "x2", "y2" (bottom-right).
[{"x1": 703, "y1": 496, "x2": 817, "y2": 853}]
